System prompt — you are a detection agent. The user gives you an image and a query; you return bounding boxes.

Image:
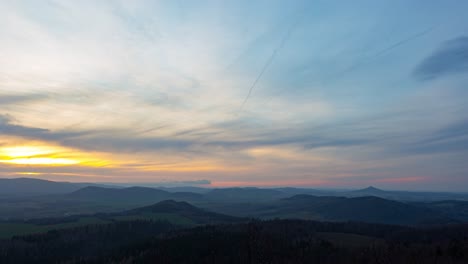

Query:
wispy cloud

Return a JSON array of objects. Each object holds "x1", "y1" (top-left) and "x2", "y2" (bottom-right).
[
  {"x1": 414, "y1": 36, "x2": 468, "y2": 80},
  {"x1": 0, "y1": 93, "x2": 47, "y2": 105}
]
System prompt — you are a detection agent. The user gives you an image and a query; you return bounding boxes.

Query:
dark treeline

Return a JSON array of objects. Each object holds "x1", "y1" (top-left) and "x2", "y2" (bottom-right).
[
  {"x1": 0, "y1": 220, "x2": 175, "y2": 263},
  {"x1": 1, "y1": 219, "x2": 467, "y2": 263}
]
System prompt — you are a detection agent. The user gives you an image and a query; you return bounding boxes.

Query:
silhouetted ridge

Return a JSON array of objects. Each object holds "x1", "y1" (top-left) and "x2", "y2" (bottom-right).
[
  {"x1": 126, "y1": 200, "x2": 243, "y2": 224},
  {"x1": 72, "y1": 186, "x2": 168, "y2": 195},
  {"x1": 69, "y1": 186, "x2": 204, "y2": 200},
  {"x1": 283, "y1": 194, "x2": 342, "y2": 201},
  {"x1": 71, "y1": 186, "x2": 116, "y2": 194},
  {"x1": 205, "y1": 187, "x2": 287, "y2": 202},
  {"x1": 273, "y1": 194, "x2": 452, "y2": 225},
  {"x1": 354, "y1": 186, "x2": 385, "y2": 193},
  {"x1": 0, "y1": 178, "x2": 102, "y2": 195},
  {"x1": 130, "y1": 200, "x2": 199, "y2": 213}
]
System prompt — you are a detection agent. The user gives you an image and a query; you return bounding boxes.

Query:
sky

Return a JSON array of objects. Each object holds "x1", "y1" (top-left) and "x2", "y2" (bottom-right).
[{"x1": 0, "y1": 0, "x2": 467, "y2": 191}]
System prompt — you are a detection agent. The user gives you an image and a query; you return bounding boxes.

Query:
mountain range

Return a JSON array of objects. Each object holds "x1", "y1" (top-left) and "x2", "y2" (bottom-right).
[{"x1": 1, "y1": 178, "x2": 468, "y2": 225}]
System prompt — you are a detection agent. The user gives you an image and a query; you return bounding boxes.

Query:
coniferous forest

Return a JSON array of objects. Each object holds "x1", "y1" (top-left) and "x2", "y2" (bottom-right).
[{"x1": 1, "y1": 219, "x2": 467, "y2": 264}]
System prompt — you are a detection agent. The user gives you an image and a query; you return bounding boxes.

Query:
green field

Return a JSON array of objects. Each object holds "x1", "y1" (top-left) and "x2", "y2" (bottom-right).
[
  {"x1": 0, "y1": 213, "x2": 195, "y2": 239},
  {"x1": 0, "y1": 217, "x2": 109, "y2": 239}
]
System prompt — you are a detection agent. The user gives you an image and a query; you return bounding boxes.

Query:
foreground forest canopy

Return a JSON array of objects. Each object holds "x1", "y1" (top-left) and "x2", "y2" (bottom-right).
[{"x1": 1, "y1": 219, "x2": 468, "y2": 264}]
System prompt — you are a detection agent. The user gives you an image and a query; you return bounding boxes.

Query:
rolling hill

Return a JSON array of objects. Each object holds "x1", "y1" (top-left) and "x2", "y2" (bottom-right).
[
  {"x1": 124, "y1": 200, "x2": 243, "y2": 224},
  {"x1": 1, "y1": 178, "x2": 467, "y2": 225},
  {"x1": 204, "y1": 187, "x2": 288, "y2": 202},
  {"x1": 67, "y1": 186, "x2": 203, "y2": 205},
  {"x1": 215, "y1": 194, "x2": 455, "y2": 226},
  {"x1": 0, "y1": 200, "x2": 243, "y2": 239},
  {"x1": 346, "y1": 186, "x2": 468, "y2": 201},
  {"x1": 0, "y1": 178, "x2": 111, "y2": 196},
  {"x1": 413, "y1": 200, "x2": 468, "y2": 221}
]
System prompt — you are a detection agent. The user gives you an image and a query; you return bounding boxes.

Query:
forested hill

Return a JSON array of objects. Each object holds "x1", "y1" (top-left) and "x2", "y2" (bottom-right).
[{"x1": 1, "y1": 219, "x2": 467, "y2": 264}]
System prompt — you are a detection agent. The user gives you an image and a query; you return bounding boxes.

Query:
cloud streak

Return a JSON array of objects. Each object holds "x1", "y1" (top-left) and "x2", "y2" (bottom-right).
[
  {"x1": 414, "y1": 36, "x2": 468, "y2": 80},
  {"x1": 0, "y1": 93, "x2": 47, "y2": 105}
]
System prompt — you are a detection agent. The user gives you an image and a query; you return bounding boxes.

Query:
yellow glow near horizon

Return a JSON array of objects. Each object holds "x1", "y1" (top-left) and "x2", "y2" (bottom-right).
[
  {"x1": 3, "y1": 157, "x2": 79, "y2": 165},
  {"x1": 15, "y1": 172, "x2": 42, "y2": 175},
  {"x1": 0, "y1": 143, "x2": 235, "y2": 172},
  {"x1": 0, "y1": 144, "x2": 211, "y2": 171},
  {"x1": 1, "y1": 146, "x2": 56, "y2": 158},
  {"x1": 0, "y1": 145, "x2": 80, "y2": 165}
]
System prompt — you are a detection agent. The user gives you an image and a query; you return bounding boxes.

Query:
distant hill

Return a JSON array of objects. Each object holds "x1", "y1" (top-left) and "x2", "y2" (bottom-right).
[
  {"x1": 67, "y1": 186, "x2": 291, "y2": 210},
  {"x1": 156, "y1": 186, "x2": 211, "y2": 194},
  {"x1": 204, "y1": 187, "x2": 288, "y2": 202},
  {"x1": 126, "y1": 200, "x2": 242, "y2": 224},
  {"x1": 412, "y1": 200, "x2": 468, "y2": 222},
  {"x1": 68, "y1": 186, "x2": 203, "y2": 205},
  {"x1": 345, "y1": 186, "x2": 468, "y2": 201},
  {"x1": 351, "y1": 186, "x2": 386, "y2": 194},
  {"x1": 3, "y1": 177, "x2": 467, "y2": 201},
  {"x1": 0, "y1": 178, "x2": 111, "y2": 196},
  {"x1": 2, "y1": 178, "x2": 468, "y2": 223},
  {"x1": 274, "y1": 187, "x2": 338, "y2": 196},
  {"x1": 0, "y1": 200, "x2": 244, "y2": 239},
  {"x1": 237, "y1": 195, "x2": 455, "y2": 226},
  {"x1": 314, "y1": 196, "x2": 449, "y2": 225}
]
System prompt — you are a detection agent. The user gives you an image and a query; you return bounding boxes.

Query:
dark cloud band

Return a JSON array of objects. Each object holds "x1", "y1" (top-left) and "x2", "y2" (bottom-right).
[{"x1": 414, "y1": 36, "x2": 468, "y2": 80}]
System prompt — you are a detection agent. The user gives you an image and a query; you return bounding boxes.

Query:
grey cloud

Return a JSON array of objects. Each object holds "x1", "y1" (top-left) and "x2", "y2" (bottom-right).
[
  {"x1": 414, "y1": 36, "x2": 468, "y2": 80},
  {"x1": 422, "y1": 119, "x2": 468, "y2": 143},
  {"x1": 303, "y1": 138, "x2": 372, "y2": 149},
  {"x1": 203, "y1": 119, "x2": 375, "y2": 151},
  {"x1": 204, "y1": 136, "x2": 372, "y2": 153},
  {"x1": 2, "y1": 108, "x2": 467, "y2": 159},
  {"x1": 141, "y1": 92, "x2": 187, "y2": 109},
  {"x1": 0, "y1": 93, "x2": 47, "y2": 105},
  {"x1": 0, "y1": 114, "x2": 195, "y2": 153},
  {"x1": 0, "y1": 114, "x2": 87, "y2": 141},
  {"x1": 405, "y1": 120, "x2": 468, "y2": 154},
  {"x1": 171, "y1": 127, "x2": 223, "y2": 138},
  {"x1": 0, "y1": 112, "x2": 373, "y2": 155},
  {"x1": 0, "y1": 114, "x2": 50, "y2": 136},
  {"x1": 60, "y1": 136, "x2": 193, "y2": 153},
  {"x1": 213, "y1": 113, "x2": 468, "y2": 159},
  {"x1": 408, "y1": 138, "x2": 468, "y2": 154}
]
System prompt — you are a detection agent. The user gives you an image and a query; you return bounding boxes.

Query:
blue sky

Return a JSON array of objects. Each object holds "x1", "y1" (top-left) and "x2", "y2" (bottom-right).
[{"x1": 0, "y1": 0, "x2": 467, "y2": 190}]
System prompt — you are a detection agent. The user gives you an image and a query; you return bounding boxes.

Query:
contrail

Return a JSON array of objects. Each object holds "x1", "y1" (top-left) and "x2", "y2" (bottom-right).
[
  {"x1": 239, "y1": 46, "x2": 278, "y2": 110},
  {"x1": 261, "y1": 26, "x2": 436, "y2": 103},
  {"x1": 339, "y1": 26, "x2": 436, "y2": 76},
  {"x1": 373, "y1": 27, "x2": 435, "y2": 57},
  {"x1": 240, "y1": 14, "x2": 303, "y2": 110}
]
